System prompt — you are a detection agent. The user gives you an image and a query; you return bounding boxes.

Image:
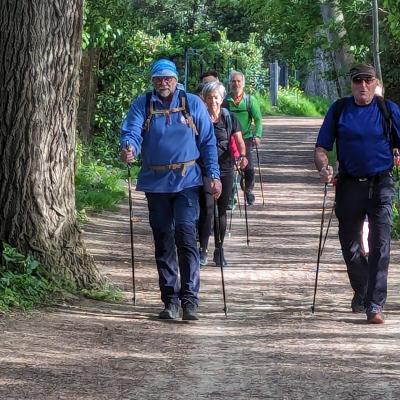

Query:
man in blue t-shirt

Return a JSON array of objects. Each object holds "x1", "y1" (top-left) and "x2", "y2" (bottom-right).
[
  {"x1": 314, "y1": 63, "x2": 400, "y2": 324},
  {"x1": 120, "y1": 59, "x2": 222, "y2": 321}
]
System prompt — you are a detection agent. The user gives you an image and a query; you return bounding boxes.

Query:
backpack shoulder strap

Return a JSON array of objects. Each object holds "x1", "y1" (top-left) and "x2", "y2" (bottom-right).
[
  {"x1": 376, "y1": 96, "x2": 394, "y2": 146},
  {"x1": 332, "y1": 97, "x2": 347, "y2": 161},
  {"x1": 333, "y1": 97, "x2": 346, "y2": 136},
  {"x1": 178, "y1": 90, "x2": 199, "y2": 135},
  {"x1": 143, "y1": 91, "x2": 154, "y2": 132},
  {"x1": 245, "y1": 94, "x2": 252, "y2": 113},
  {"x1": 221, "y1": 108, "x2": 233, "y2": 142}
]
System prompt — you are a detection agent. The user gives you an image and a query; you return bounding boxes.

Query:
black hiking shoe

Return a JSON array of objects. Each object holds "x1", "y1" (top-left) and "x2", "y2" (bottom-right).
[
  {"x1": 199, "y1": 248, "x2": 208, "y2": 267},
  {"x1": 351, "y1": 293, "x2": 366, "y2": 313},
  {"x1": 159, "y1": 303, "x2": 180, "y2": 320},
  {"x1": 213, "y1": 247, "x2": 228, "y2": 267},
  {"x1": 245, "y1": 191, "x2": 255, "y2": 205},
  {"x1": 182, "y1": 303, "x2": 199, "y2": 321}
]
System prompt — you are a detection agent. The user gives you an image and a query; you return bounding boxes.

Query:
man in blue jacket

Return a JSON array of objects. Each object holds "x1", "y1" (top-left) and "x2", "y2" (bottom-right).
[
  {"x1": 121, "y1": 59, "x2": 221, "y2": 321},
  {"x1": 314, "y1": 64, "x2": 400, "y2": 324}
]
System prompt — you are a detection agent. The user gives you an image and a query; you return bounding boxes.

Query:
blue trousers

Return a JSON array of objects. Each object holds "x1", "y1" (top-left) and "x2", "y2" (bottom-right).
[
  {"x1": 146, "y1": 187, "x2": 200, "y2": 306},
  {"x1": 335, "y1": 172, "x2": 394, "y2": 310}
]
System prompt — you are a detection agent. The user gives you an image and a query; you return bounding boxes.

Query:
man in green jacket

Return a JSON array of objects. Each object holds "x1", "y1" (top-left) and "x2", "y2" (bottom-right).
[{"x1": 225, "y1": 71, "x2": 263, "y2": 205}]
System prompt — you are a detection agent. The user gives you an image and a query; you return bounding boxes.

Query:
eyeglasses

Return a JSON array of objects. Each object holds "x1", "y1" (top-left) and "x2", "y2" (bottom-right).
[
  {"x1": 352, "y1": 77, "x2": 375, "y2": 85},
  {"x1": 153, "y1": 76, "x2": 175, "y2": 83}
]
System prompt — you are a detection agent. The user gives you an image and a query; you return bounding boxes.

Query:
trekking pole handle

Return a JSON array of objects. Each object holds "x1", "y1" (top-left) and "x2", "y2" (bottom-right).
[{"x1": 125, "y1": 141, "x2": 133, "y2": 167}]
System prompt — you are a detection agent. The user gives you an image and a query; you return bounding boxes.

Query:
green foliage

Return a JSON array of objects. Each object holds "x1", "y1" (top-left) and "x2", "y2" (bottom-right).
[
  {"x1": 0, "y1": 245, "x2": 59, "y2": 311},
  {"x1": 255, "y1": 88, "x2": 330, "y2": 117},
  {"x1": 0, "y1": 244, "x2": 125, "y2": 312},
  {"x1": 254, "y1": 92, "x2": 273, "y2": 115},
  {"x1": 392, "y1": 203, "x2": 400, "y2": 240},
  {"x1": 80, "y1": 282, "x2": 123, "y2": 302},
  {"x1": 276, "y1": 88, "x2": 329, "y2": 117},
  {"x1": 384, "y1": 0, "x2": 400, "y2": 41},
  {"x1": 75, "y1": 161, "x2": 130, "y2": 216}
]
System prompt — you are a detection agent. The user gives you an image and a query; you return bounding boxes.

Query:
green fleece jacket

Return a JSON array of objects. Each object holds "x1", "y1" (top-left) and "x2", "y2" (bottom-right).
[{"x1": 225, "y1": 94, "x2": 263, "y2": 139}]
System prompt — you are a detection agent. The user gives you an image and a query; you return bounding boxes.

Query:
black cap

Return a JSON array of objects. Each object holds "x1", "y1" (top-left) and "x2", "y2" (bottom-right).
[{"x1": 350, "y1": 64, "x2": 376, "y2": 79}]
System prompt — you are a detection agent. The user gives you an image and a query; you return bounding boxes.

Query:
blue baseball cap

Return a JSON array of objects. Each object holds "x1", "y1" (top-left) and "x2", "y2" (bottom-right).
[{"x1": 151, "y1": 59, "x2": 178, "y2": 80}]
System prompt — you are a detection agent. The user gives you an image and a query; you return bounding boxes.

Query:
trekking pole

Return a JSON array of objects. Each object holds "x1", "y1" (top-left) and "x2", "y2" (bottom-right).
[
  {"x1": 234, "y1": 171, "x2": 242, "y2": 217},
  {"x1": 214, "y1": 200, "x2": 228, "y2": 317},
  {"x1": 311, "y1": 182, "x2": 328, "y2": 314},
  {"x1": 253, "y1": 135, "x2": 266, "y2": 206},
  {"x1": 238, "y1": 168, "x2": 250, "y2": 246},
  {"x1": 319, "y1": 202, "x2": 335, "y2": 258},
  {"x1": 394, "y1": 149, "x2": 400, "y2": 206},
  {"x1": 228, "y1": 181, "x2": 235, "y2": 239},
  {"x1": 228, "y1": 171, "x2": 238, "y2": 238},
  {"x1": 319, "y1": 178, "x2": 337, "y2": 257},
  {"x1": 126, "y1": 142, "x2": 136, "y2": 305}
]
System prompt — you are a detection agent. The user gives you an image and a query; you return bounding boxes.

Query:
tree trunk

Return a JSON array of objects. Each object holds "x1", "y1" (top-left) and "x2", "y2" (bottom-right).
[
  {"x1": 320, "y1": 1, "x2": 354, "y2": 97},
  {"x1": 77, "y1": 48, "x2": 100, "y2": 144},
  {"x1": 0, "y1": 0, "x2": 102, "y2": 288},
  {"x1": 372, "y1": 0, "x2": 383, "y2": 82}
]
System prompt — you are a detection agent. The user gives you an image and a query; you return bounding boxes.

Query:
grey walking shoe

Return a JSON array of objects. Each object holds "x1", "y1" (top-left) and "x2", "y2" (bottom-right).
[
  {"x1": 159, "y1": 303, "x2": 180, "y2": 320},
  {"x1": 182, "y1": 302, "x2": 199, "y2": 321}
]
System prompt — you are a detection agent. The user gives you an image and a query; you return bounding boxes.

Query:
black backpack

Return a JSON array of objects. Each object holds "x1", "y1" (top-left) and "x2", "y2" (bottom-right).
[{"x1": 333, "y1": 96, "x2": 396, "y2": 159}]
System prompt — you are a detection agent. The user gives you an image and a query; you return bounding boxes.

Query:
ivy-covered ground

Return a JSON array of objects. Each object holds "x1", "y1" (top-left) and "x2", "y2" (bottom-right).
[{"x1": 1, "y1": 117, "x2": 400, "y2": 399}]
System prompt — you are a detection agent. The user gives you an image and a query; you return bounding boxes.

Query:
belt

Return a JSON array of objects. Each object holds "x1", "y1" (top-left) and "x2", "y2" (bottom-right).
[
  {"x1": 339, "y1": 170, "x2": 392, "y2": 199},
  {"x1": 339, "y1": 170, "x2": 391, "y2": 182},
  {"x1": 149, "y1": 160, "x2": 196, "y2": 176}
]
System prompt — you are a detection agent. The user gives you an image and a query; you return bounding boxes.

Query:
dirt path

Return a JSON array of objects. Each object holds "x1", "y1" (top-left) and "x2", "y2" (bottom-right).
[{"x1": 1, "y1": 117, "x2": 400, "y2": 399}]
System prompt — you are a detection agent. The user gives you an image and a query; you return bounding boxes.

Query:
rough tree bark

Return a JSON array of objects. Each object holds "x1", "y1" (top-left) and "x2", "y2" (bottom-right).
[{"x1": 0, "y1": 0, "x2": 102, "y2": 287}]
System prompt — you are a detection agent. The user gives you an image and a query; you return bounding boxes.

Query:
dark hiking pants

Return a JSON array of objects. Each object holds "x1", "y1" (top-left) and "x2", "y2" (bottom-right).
[
  {"x1": 146, "y1": 187, "x2": 200, "y2": 307},
  {"x1": 335, "y1": 171, "x2": 394, "y2": 310}
]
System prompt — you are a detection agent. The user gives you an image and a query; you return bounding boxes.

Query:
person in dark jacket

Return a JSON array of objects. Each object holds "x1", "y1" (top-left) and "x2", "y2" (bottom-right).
[{"x1": 198, "y1": 81, "x2": 247, "y2": 267}]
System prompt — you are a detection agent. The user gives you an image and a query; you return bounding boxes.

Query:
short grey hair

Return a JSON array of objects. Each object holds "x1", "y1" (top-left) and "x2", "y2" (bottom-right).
[
  {"x1": 229, "y1": 70, "x2": 245, "y2": 85},
  {"x1": 201, "y1": 81, "x2": 226, "y2": 99}
]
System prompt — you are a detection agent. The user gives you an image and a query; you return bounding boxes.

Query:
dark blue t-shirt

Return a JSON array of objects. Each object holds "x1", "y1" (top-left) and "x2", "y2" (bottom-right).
[{"x1": 316, "y1": 96, "x2": 400, "y2": 177}]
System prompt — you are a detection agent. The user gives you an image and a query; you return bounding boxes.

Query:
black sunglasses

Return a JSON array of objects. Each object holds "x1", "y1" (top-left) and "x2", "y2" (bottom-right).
[{"x1": 352, "y1": 77, "x2": 375, "y2": 84}]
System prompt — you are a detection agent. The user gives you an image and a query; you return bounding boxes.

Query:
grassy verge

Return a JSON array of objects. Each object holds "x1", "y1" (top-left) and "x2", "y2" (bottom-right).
[
  {"x1": 75, "y1": 160, "x2": 140, "y2": 221},
  {"x1": 0, "y1": 244, "x2": 123, "y2": 312},
  {"x1": 255, "y1": 88, "x2": 331, "y2": 117}
]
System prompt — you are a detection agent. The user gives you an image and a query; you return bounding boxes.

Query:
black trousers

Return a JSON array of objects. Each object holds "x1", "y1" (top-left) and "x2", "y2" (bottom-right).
[
  {"x1": 198, "y1": 173, "x2": 234, "y2": 250},
  {"x1": 335, "y1": 172, "x2": 394, "y2": 309}
]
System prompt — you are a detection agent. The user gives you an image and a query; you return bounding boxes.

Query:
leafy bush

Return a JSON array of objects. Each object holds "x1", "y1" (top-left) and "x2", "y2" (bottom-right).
[
  {"x1": 0, "y1": 244, "x2": 124, "y2": 312},
  {"x1": 75, "y1": 161, "x2": 131, "y2": 215},
  {"x1": 255, "y1": 88, "x2": 330, "y2": 117},
  {"x1": 0, "y1": 245, "x2": 58, "y2": 311},
  {"x1": 276, "y1": 87, "x2": 323, "y2": 117}
]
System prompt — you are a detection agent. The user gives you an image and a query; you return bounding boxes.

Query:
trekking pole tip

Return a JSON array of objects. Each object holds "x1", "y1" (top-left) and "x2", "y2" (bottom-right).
[{"x1": 310, "y1": 305, "x2": 315, "y2": 314}]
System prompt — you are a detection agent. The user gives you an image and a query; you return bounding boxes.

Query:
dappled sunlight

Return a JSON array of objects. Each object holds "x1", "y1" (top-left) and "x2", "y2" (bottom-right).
[{"x1": 2, "y1": 117, "x2": 400, "y2": 398}]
